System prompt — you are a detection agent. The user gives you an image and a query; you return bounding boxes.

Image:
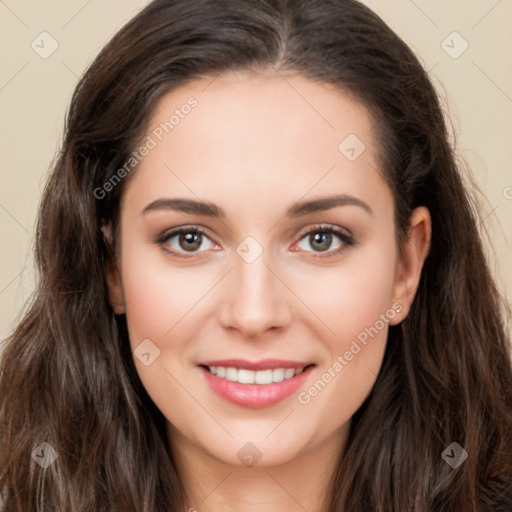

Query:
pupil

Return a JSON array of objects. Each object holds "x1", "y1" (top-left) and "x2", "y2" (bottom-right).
[
  {"x1": 180, "y1": 232, "x2": 202, "y2": 251},
  {"x1": 311, "y1": 232, "x2": 331, "y2": 251}
]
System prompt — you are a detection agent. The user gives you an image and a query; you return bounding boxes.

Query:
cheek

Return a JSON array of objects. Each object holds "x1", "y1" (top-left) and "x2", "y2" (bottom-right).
[
  {"x1": 118, "y1": 242, "x2": 210, "y2": 413},
  {"x1": 120, "y1": 240, "x2": 214, "y2": 346},
  {"x1": 292, "y1": 237, "x2": 398, "y2": 347},
  {"x1": 292, "y1": 238, "x2": 397, "y2": 410},
  {"x1": 295, "y1": 283, "x2": 393, "y2": 431}
]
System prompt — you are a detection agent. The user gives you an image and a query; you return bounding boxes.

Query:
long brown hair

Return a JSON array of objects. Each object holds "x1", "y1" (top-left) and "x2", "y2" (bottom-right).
[{"x1": 1, "y1": 1, "x2": 511, "y2": 510}]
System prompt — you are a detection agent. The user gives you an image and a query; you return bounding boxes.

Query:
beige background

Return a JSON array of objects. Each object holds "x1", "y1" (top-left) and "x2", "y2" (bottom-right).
[{"x1": 1, "y1": 0, "x2": 511, "y2": 345}]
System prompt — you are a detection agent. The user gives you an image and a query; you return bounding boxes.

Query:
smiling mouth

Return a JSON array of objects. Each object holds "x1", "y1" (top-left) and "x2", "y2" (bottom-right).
[
  {"x1": 199, "y1": 364, "x2": 315, "y2": 385},
  {"x1": 197, "y1": 361, "x2": 316, "y2": 408}
]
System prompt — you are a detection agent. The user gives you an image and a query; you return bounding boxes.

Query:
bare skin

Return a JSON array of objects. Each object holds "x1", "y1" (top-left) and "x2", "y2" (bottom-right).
[{"x1": 105, "y1": 69, "x2": 431, "y2": 512}]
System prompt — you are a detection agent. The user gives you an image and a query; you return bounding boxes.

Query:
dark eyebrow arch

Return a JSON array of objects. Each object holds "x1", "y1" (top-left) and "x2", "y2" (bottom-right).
[
  {"x1": 286, "y1": 194, "x2": 373, "y2": 217},
  {"x1": 142, "y1": 198, "x2": 224, "y2": 217},
  {"x1": 141, "y1": 194, "x2": 373, "y2": 218}
]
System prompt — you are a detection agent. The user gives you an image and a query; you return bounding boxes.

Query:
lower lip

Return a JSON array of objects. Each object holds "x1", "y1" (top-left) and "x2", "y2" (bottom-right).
[{"x1": 199, "y1": 365, "x2": 315, "y2": 408}]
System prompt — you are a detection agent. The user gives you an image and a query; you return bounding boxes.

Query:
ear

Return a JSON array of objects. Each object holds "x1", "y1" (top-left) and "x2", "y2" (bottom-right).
[
  {"x1": 101, "y1": 223, "x2": 126, "y2": 315},
  {"x1": 389, "y1": 206, "x2": 431, "y2": 325}
]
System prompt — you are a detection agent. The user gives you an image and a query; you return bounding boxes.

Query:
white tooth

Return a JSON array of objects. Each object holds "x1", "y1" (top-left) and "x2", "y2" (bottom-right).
[
  {"x1": 272, "y1": 368, "x2": 285, "y2": 382},
  {"x1": 284, "y1": 368, "x2": 295, "y2": 379},
  {"x1": 211, "y1": 366, "x2": 303, "y2": 384},
  {"x1": 225, "y1": 367, "x2": 238, "y2": 381},
  {"x1": 238, "y1": 369, "x2": 256, "y2": 384},
  {"x1": 255, "y1": 369, "x2": 273, "y2": 385}
]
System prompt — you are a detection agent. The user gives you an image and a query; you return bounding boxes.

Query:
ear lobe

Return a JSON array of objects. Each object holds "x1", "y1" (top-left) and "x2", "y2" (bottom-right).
[
  {"x1": 101, "y1": 223, "x2": 126, "y2": 315},
  {"x1": 389, "y1": 206, "x2": 431, "y2": 325},
  {"x1": 101, "y1": 223, "x2": 113, "y2": 246}
]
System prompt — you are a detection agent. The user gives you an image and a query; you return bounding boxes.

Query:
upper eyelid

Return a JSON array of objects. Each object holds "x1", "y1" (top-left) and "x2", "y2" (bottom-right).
[
  {"x1": 299, "y1": 224, "x2": 352, "y2": 238},
  {"x1": 160, "y1": 225, "x2": 218, "y2": 244}
]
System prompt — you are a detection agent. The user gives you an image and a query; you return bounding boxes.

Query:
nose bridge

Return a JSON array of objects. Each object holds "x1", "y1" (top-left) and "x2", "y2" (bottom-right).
[
  {"x1": 219, "y1": 241, "x2": 291, "y2": 336},
  {"x1": 236, "y1": 251, "x2": 273, "y2": 301}
]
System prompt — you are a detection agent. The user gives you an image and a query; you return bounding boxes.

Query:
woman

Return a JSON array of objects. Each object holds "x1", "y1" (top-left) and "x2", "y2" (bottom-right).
[{"x1": 1, "y1": 0, "x2": 511, "y2": 510}]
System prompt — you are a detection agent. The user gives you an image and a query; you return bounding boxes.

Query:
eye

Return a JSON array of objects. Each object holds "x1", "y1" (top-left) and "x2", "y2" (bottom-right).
[
  {"x1": 156, "y1": 224, "x2": 354, "y2": 259},
  {"x1": 156, "y1": 226, "x2": 218, "y2": 257},
  {"x1": 293, "y1": 224, "x2": 354, "y2": 258}
]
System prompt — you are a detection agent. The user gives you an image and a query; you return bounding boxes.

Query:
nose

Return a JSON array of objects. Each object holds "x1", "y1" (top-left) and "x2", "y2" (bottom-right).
[{"x1": 218, "y1": 250, "x2": 292, "y2": 339}]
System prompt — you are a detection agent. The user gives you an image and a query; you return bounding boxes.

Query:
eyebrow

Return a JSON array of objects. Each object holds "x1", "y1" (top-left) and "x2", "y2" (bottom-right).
[{"x1": 141, "y1": 194, "x2": 374, "y2": 218}]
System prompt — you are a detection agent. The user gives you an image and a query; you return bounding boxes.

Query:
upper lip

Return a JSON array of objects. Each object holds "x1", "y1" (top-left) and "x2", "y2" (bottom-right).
[{"x1": 198, "y1": 359, "x2": 314, "y2": 371}]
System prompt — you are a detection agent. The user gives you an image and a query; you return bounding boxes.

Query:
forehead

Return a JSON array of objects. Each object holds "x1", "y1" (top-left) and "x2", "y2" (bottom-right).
[
  {"x1": 121, "y1": 69, "x2": 391, "y2": 222},
  {"x1": 150, "y1": 68, "x2": 376, "y2": 156}
]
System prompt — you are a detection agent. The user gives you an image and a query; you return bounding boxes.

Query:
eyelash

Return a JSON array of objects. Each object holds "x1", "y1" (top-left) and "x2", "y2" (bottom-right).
[{"x1": 155, "y1": 224, "x2": 355, "y2": 260}]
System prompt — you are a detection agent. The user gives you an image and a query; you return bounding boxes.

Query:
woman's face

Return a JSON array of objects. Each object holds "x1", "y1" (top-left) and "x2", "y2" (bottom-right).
[{"x1": 106, "y1": 69, "x2": 430, "y2": 468}]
